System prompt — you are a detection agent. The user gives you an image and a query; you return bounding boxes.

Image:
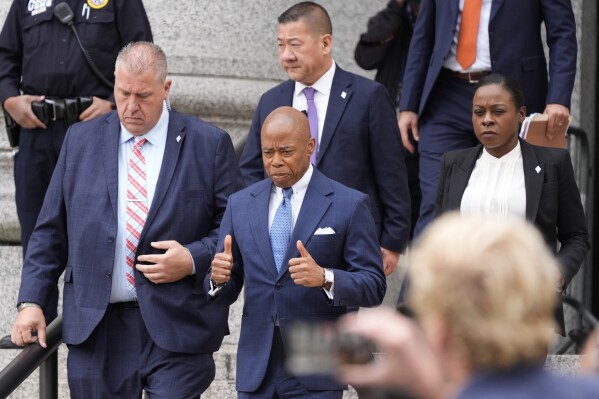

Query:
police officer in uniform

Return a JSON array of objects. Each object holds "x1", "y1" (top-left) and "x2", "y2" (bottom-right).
[{"x1": 0, "y1": 0, "x2": 153, "y2": 347}]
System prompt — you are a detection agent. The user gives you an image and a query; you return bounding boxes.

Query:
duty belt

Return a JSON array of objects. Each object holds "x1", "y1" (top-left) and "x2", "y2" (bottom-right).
[{"x1": 31, "y1": 97, "x2": 93, "y2": 127}]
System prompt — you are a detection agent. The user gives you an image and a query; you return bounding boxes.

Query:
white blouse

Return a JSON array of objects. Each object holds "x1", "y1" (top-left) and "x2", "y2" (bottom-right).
[{"x1": 460, "y1": 142, "x2": 526, "y2": 220}]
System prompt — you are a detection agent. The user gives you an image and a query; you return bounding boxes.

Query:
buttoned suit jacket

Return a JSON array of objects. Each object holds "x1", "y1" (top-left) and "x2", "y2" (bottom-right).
[
  {"x1": 239, "y1": 65, "x2": 411, "y2": 253},
  {"x1": 207, "y1": 169, "x2": 387, "y2": 392},
  {"x1": 435, "y1": 140, "x2": 590, "y2": 330},
  {"x1": 17, "y1": 109, "x2": 244, "y2": 354},
  {"x1": 400, "y1": 0, "x2": 577, "y2": 115}
]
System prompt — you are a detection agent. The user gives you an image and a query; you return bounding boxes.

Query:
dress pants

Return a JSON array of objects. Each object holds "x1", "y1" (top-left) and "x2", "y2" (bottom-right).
[
  {"x1": 67, "y1": 305, "x2": 215, "y2": 399},
  {"x1": 414, "y1": 71, "x2": 480, "y2": 237},
  {"x1": 238, "y1": 327, "x2": 343, "y2": 399}
]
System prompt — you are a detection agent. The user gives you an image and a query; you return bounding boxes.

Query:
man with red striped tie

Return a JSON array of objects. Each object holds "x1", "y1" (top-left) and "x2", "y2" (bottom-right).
[{"x1": 10, "y1": 42, "x2": 243, "y2": 399}]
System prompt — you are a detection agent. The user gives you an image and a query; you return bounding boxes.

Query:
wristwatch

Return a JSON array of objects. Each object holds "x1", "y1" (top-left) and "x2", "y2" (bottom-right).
[
  {"x1": 17, "y1": 302, "x2": 41, "y2": 312},
  {"x1": 321, "y1": 268, "x2": 333, "y2": 291},
  {"x1": 210, "y1": 279, "x2": 227, "y2": 289}
]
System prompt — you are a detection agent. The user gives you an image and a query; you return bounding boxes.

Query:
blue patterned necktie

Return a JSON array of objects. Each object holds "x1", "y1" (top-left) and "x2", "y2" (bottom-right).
[{"x1": 270, "y1": 187, "x2": 293, "y2": 272}]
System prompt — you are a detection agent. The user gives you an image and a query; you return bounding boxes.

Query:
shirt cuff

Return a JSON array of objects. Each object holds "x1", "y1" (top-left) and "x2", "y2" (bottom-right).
[
  {"x1": 183, "y1": 247, "x2": 196, "y2": 275},
  {"x1": 208, "y1": 280, "x2": 225, "y2": 297}
]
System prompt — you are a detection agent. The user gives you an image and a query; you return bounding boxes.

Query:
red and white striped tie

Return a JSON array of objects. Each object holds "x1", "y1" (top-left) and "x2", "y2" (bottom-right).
[{"x1": 125, "y1": 137, "x2": 148, "y2": 297}]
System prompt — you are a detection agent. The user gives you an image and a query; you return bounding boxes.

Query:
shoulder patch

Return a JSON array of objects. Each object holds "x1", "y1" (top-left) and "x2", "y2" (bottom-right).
[{"x1": 87, "y1": 0, "x2": 109, "y2": 10}]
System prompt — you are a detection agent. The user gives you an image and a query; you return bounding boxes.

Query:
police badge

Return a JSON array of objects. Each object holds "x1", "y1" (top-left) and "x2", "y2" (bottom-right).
[{"x1": 87, "y1": 0, "x2": 109, "y2": 10}]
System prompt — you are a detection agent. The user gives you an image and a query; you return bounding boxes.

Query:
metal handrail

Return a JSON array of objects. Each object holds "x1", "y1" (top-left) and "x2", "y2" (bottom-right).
[{"x1": 0, "y1": 314, "x2": 62, "y2": 399}]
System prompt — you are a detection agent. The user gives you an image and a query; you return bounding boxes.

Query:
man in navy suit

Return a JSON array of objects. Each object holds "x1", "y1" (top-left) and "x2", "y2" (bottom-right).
[
  {"x1": 239, "y1": 2, "x2": 411, "y2": 275},
  {"x1": 11, "y1": 42, "x2": 243, "y2": 398},
  {"x1": 210, "y1": 107, "x2": 386, "y2": 398},
  {"x1": 398, "y1": 0, "x2": 577, "y2": 236}
]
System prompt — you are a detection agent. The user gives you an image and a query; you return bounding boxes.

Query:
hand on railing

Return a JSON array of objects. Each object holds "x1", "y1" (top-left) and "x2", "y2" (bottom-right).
[{"x1": 11, "y1": 307, "x2": 47, "y2": 349}]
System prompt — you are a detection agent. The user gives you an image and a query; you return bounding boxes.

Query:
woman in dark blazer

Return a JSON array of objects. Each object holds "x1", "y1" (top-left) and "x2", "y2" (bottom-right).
[{"x1": 435, "y1": 74, "x2": 589, "y2": 333}]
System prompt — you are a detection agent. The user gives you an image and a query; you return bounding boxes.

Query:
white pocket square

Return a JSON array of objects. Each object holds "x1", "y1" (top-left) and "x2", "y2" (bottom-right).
[{"x1": 314, "y1": 227, "x2": 335, "y2": 235}]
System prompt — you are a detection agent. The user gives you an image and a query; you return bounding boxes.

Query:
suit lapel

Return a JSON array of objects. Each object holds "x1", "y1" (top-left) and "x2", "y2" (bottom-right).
[
  {"x1": 250, "y1": 181, "x2": 279, "y2": 279},
  {"x1": 277, "y1": 170, "x2": 333, "y2": 281},
  {"x1": 279, "y1": 80, "x2": 295, "y2": 107},
  {"x1": 101, "y1": 114, "x2": 121, "y2": 219},
  {"x1": 318, "y1": 67, "x2": 352, "y2": 163},
  {"x1": 447, "y1": 146, "x2": 482, "y2": 210},
  {"x1": 490, "y1": 0, "x2": 505, "y2": 23},
  {"x1": 521, "y1": 140, "x2": 544, "y2": 221},
  {"x1": 139, "y1": 111, "x2": 186, "y2": 243}
]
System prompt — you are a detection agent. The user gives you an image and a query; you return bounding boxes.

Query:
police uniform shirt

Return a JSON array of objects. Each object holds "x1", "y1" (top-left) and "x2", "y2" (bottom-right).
[{"x1": 0, "y1": 0, "x2": 153, "y2": 104}]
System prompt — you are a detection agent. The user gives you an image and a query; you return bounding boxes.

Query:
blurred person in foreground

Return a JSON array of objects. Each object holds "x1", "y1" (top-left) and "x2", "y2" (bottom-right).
[
  {"x1": 339, "y1": 214, "x2": 599, "y2": 399},
  {"x1": 436, "y1": 73, "x2": 589, "y2": 334}
]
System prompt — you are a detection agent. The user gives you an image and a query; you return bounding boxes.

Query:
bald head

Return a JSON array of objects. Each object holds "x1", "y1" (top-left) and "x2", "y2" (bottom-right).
[{"x1": 261, "y1": 107, "x2": 314, "y2": 188}]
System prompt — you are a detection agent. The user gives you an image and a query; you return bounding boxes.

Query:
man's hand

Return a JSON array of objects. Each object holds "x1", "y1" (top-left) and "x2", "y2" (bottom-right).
[
  {"x1": 381, "y1": 247, "x2": 400, "y2": 276},
  {"x1": 544, "y1": 103, "x2": 570, "y2": 140},
  {"x1": 79, "y1": 96, "x2": 113, "y2": 121},
  {"x1": 136, "y1": 240, "x2": 193, "y2": 284},
  {"x1": 11, "y1": 306, "x2": 47, "y2": 348},
  {"x1": 398, "y1": 111, "x2": 419, "y2": 153},
  {"x1": 289, "y1": 240, "x2": 325, "y2": 287},
  {"x1": 3, "y1": 95, "x2": 46, "y2": 129},
  {"x1": 211, "y1": 235, "x2": 234, "y2": 285},
  {"x1": 337, "y1": 308, "x2": 444, "y2": 398}
]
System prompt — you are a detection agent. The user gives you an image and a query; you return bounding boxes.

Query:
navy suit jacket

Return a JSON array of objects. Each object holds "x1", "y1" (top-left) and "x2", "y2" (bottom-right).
[
  {"x1": 239, "y1": 65, "x2": 411, "y2": 253},
  {"x1": 18, "y1": 110, "x2": 244, "y2": 354},
  {"x1": 457, "y1": 364, "x2": 599, "y2": 399},
  {"x1": 436, "y1": 140, "x2": 590, "y2": 330},
  {"x1": 400, "y1": 0, "x2": 577, "y2": 115},
  {"x1": 208, "y1": 169, "x2": 386, "y2": 392}
]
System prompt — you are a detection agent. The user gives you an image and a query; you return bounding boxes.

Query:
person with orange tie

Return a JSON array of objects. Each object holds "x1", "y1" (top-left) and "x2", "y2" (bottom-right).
[
  {"x1": 398, "y1": 0, "x2": 577, "y2": 237},
  {"x1": 10, "y1": 42, "x2": 243, "y2": 398},
  {"x1": 239, "y1": 2, "x2": 411, "y2": 277}
]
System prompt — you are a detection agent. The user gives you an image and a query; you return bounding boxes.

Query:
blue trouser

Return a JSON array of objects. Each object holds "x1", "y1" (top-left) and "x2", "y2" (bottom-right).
[{"x1": 67, "y1": 305, "x2": 215, "y2": 398}]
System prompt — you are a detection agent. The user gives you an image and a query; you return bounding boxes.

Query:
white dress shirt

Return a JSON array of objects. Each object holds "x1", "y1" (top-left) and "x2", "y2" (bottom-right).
[
  {"x1": 443, "y1": 0, "x2": 493, "y2": 72},
  {"x1": 461, "y1": 141, "x2": 526, "y2": 220},
  {"x1": 292, "y1": 61, "x2": 336, "y2": 146},
  {"x1": 110, "y1": 102, "x2": 169, "y2": 303}
]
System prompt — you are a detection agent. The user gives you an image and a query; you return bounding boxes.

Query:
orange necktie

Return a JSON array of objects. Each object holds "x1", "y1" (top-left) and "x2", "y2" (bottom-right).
[{"x1": 456, "y1": 0, "x2": 483, "y2": 70}]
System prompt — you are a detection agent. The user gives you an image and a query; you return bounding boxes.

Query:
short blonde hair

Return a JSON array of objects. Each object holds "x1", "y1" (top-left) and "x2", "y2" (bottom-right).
[
  {"x1": 409, "y1": 213, "x2": 557, "y2": 370},
  {"x1": 115, "y1": 42, "x2": 167, "y2": 83}
]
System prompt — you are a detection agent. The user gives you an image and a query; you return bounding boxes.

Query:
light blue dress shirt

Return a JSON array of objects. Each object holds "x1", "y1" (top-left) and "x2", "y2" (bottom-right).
[{"x1": 110, "y1": 102, "x2": 169, "y2": 303}]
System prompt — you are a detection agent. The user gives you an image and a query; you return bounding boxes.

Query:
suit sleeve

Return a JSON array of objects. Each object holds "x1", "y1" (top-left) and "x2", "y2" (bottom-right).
[
  {"x1": 186, "y1": 131, "x2": 244, "y2": 282},
  {"x1": 17, "y1": 128, "x2": 71, "y2": 308},
  {"x1": 204, "y1": 196, "x2": 245, "y2": 305},
  {"x1": 331, "y1": 195, "x2": 387, "y2": 308},
  {"x1": 555, "y1": 150, "x2": 589, "y2": 287},
  {"x1": 114, "y1": 0, "x2": 154, "y2": 44},
  {"x1": 0, "y1": 0, "x2": 24, "y2": 104},
  {"x1": 398, "y1": 0, "x2": 436, "y2": 112},
  {"x1": 354, "y1": 0, "x2": 406, "y2": 70},
  {"x1": 540, "y1": 0, "x2": 577, "y2": 109},
  {"x1": 239, "y1": 95, "x2": 267, "y2": 186},
  {"x1": 369, "y1": 84, "x2": 411, "y2": 252}
]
